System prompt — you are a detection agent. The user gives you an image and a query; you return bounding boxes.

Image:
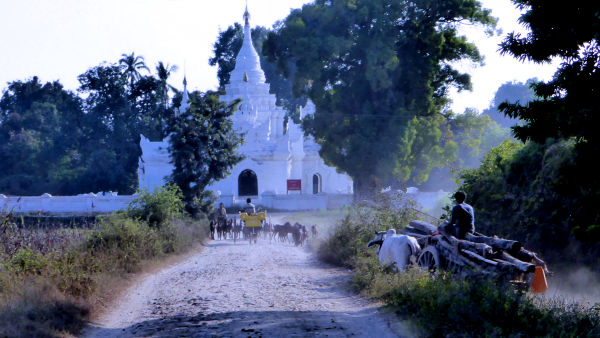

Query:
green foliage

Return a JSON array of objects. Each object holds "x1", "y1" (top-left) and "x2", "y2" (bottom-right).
[
  {"x1": 127, "y1": 184, "x2": 184, "y2": 227},
  {"x1": 317, "y1": 192, "x2": 418, "y2": 268},
  {"x1": 0, "y1": 78, "x2": 87, "y2": 195},
  {"x1": 498, "y1": 2, "x2": 600, "y2": 241},
  {"x1": 168, "y1": 91, "x2": 243, "y2": 217},
  {"x1": 119, "y1": 52, "x2": 150, "y2": 88},
  {"x1": 320, "y1": 190, "x2": 600, "y2": 336},
  {"x1": 263, "y1": 0, "x2": 497, "y2": 196},
  {"x1": 84, "y1": 217, "x2": 161, "y2": 272},
  {"x1": 482, "y1": 79, "x2": 536, "y2": 128},
  {"x1": 0, "y1": 53, "x2": 176, "y2": 196},
  {"x1": 459, "y1": 138, "x2": 600, "y2": 265},
  {"x1": 9, "y1": 249, "x2": 46, "y2": 275},
  {"x1": 418, "y1": 109, "x2": 511, "y2": 191},
  {"x1": 365, "y1": 268, "x2": 600, "y2": 337},
  {"x1": 0, "y1": 211, "x2": 207, "y2": 335},
  {"x1": 210, "y1": 23, "x2": 244, "y2": 90}
]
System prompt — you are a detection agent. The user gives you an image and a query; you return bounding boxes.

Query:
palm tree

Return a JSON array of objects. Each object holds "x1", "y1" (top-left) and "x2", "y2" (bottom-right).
[
  {"x1": 156, "y1": 61, "x2": 178, "y2": 108},
  {"x1": 119, "y1": 52, "x2": 149, "y2": 87}
]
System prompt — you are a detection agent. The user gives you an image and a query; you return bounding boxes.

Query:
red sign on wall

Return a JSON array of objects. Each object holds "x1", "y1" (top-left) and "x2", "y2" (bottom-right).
[{"x1": 287, "y1": 179, "x2": 302, "y2": 191}]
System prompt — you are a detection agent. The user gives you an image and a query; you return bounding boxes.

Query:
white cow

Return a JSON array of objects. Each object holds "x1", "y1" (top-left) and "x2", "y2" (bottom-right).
[{"x1": 367, "y1": 229, "x2": 420, "y2": 270}]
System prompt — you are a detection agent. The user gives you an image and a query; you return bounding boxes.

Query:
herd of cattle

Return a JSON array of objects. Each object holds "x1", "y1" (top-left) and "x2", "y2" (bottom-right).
[{"x1": 209, "y1": 218, "x2": 318, "y2": 246}]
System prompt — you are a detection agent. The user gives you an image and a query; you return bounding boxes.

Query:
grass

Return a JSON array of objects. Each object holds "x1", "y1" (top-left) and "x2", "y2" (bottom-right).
[
  {"x1": 318, "y1": 193, "x2": 600, "y2": 337},
  {"x1": 0, "y1": 191, "x2": 207, "y2": 337}
]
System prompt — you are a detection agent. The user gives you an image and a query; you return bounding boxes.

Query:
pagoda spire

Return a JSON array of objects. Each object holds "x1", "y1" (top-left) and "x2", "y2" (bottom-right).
[
  {"x1": 178, "y1": 75, "x2": 190, "y2": 117},
  {"x1": 227, "y1": 4, "x2": 266, "y2": 85},
  {"x1": 244, "y1": 1, "x2": 250, "y2": 25}
]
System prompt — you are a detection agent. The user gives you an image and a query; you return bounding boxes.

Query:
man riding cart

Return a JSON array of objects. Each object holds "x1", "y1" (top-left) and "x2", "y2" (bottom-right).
[{"x1": 239, "y1": 199, "x2": 266, "y2": 245}]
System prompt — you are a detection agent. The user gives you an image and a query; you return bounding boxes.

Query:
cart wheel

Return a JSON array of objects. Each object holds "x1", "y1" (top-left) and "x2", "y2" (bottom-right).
[{"x1": 418, "y1": 246, "x2": 441, "y2": 271}]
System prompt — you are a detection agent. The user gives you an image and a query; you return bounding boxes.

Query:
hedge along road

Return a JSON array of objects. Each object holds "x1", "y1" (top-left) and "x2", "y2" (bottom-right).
[{"x1": 83, "y1": 220, "x2": 411, "y2": 337}]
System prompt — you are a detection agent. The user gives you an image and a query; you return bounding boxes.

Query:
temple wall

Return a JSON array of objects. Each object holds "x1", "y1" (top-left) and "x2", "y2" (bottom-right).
[
  {"x1": 0, "y1": 191, "x2": 353, "y2": 214},
  {"x1": 215, "y1": 192, "x2": 353, "y2": 211},
  {"x1": 0, "y1": 193, "x2": 134, "y2": 214}
]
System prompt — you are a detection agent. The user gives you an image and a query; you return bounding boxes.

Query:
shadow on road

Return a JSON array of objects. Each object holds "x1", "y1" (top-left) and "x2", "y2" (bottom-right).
[{"x1": 86, "y1": 308, "x2": 395, "y2": 337}]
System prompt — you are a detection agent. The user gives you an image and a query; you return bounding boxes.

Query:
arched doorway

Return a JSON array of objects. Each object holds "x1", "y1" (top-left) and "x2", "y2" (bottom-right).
[
  {"x1": 313, "y1": 174, "x2": 322, "y2": 194},
  {"x1": 238, "y1": 169, "x2": 258, "y2": 196}
]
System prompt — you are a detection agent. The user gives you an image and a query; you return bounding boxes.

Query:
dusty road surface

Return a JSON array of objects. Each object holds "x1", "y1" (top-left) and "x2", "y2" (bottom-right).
[{"x1": 84, "y1": 231, "x2": 410, "y2": 337}]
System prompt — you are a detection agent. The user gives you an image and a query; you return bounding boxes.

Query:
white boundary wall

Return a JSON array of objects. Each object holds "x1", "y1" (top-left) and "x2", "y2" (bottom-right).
[
  {"x1": 1, "y1": 191, "x2": 354, "y2": 214},
  {"x1": 0, "y1": 191, "x2": 451, "y2": 214},
  {"x1": 216, "y1": 193, "x2": 353, "y2": 211},
  {"x1": 0, "y1": 193, "x2": 135, "y2": 214}
]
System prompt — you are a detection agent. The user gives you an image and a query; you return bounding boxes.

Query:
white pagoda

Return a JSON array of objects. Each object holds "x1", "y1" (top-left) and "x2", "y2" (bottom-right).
[{"x1": 138, "y1": 7, "x2": 353, "y2": 210}]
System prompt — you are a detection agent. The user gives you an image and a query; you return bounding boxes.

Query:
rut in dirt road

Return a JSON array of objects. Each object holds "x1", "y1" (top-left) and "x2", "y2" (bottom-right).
[{"x1": 85, "y1": 236, "x2": 410, "y2": 337}]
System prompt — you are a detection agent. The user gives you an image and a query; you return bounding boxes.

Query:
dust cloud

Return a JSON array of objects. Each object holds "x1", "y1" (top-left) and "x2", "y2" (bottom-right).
[{"x1": 544, "y1": 267, "x2": 600, "y2": 306}]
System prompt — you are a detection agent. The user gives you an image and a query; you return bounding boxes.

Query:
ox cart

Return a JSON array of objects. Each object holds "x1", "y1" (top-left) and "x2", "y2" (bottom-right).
[
  {"x1": 403, "y1": 220, "x2": 549, "y2": 292},
  {"x1": 239, "y1": 211, "x2": 267, "y2": 245}
]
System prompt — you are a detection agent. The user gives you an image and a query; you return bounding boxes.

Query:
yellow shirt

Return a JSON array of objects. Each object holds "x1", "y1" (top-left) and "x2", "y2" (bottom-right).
[{"x1": 240, "y1": 212, "x2": 266, "y2": 227}]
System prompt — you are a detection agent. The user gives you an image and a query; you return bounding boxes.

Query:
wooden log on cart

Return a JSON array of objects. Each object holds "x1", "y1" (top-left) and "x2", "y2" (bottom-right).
[
  {"x1": 445, "y1": 235, "x2": 494, "y2": 258},
  {"x1": 409, "y1": 220, "x2": 438, "y2": 234},
  {"x1": 408, "y1": 219, "x2": 544, "y2": 277},
  {"x1": 491, "y1": 259, "x2": 521, "y2": 276},
  {"x1": 437, "y1": 237, "x2": 518, "y2": 276},
  {"x1": 437, "y1": 239, "x2": 484, "y2": 270},
  {"x1": 461, "y1": 249, "x2": 498, "y2": 266},
  {"x1": 464, "y1": 233, "x2": 521, "y2": 252},
  {"x1": 513, "y1": 247, "x2": 548, "y2": 269},
  {"x1": 498, "y1": 252, "x2": 536, "y2": 273}
]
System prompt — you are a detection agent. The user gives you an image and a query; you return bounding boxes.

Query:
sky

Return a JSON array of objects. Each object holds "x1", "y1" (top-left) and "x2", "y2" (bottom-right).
[{"x1": 0, "y1": 0, "x2": 558, "y2": 113}]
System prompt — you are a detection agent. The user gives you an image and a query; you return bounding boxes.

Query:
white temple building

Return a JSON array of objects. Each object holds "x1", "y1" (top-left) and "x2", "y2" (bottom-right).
[{"x1": 137, "y1": 7, "x2": 353, "y2": 210}]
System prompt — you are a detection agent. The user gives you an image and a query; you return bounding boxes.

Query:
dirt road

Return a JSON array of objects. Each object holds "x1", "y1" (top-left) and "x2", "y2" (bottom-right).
[{"x1": 83, "y1": 232, "x2": 411, "y2": 337}]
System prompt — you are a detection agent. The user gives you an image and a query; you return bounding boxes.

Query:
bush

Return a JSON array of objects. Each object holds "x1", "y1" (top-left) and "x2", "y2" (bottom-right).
[
  {"x1": 0, "y1": 299, "x2": 88, "y2": 338},
  {"x1": 0, "y1": 202, "x2": 208, "y2": 335},
  {"x1": 459, "y1": 138, "x2": 600, "y2": 267},
  {"x1": 9, "y1": 249, "x2": 46, "y2": 275},
  {"x1": 85, "y1": 216, "x2": 161, "y2": 272},
  {"x1": 362, "y1": 268, "x2": 600, "y2": 337},
  {"x1": 127, "y1": 184, "x2": 185, "y2": 227},
  {"x1": 317, "y1": 192, "x2": 418, "y2": 268},
  {"x1": 319, "y1": 192, "x2": 600, "y2": 337}
]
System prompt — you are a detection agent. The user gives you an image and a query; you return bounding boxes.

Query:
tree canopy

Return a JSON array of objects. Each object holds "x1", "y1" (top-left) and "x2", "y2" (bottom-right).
[
  {"x1": 482, "y1": 79, "x2": 535, "y2": 128},
  {"x1": 168, "y1": 91, "x2": 243, "y2": 216},
  {"x1": 498, "y1": 1, "x2": 600, "y2": 240},
  {"x1": 263, "y1": 0, "x2": 496, "y2": 196},
  {"x1": 0, "y1": 78, "x2": 86, "y2": 194},
  {"x1": 0, "y1": 56, "x2": 176, "y2": 195}
]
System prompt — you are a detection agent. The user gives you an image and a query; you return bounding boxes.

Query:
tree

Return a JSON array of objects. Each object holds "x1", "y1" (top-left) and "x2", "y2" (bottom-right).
[
  {"x1": 499, "y1": 1, "x2": 600, "y2": 240},
  {"x1": 78, "y1": 64, "x2": 141, "y2": 194},
  {"x1": 131, "y1": 74, "x2": 172, "y2": 141},
  {"x1": 119, "y1": 52, "x2": 149, "y2": 88},
  {"x1": 155, "y1": 61, "x2": 178, "y2": 109},
  {"x1": 263, "y1": 0, "x2": 496, "y2": 196},
  {"x1": 0, "y1": 77, "x2": 86, "y2": 195},
  {"x1": 210, "y1": 23, "x2": 245, "y2": 90},
  {"x1": 168, "y1": 91, "x2": 244, "y2": 216},
  {"x1": 481, "y1": 79, "x2": 535, "y2": 128},
  {"x1": 0, "y1": 54, "x2": 179, "y2": 196},
  {"x1": 419, "y1": 109, "x2": 510, "y2": 191}
]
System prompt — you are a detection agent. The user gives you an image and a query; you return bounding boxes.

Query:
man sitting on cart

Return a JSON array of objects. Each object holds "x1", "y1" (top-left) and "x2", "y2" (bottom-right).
[
  {"x1": 244, "y1": 198, "x2": 256, "y2": 215},
  {"x1": 239, "y1": 199, "x2": 265, "y2": 244},
  {"x1": 442, "y1": 191, "x2": 475, "y2": 239}
]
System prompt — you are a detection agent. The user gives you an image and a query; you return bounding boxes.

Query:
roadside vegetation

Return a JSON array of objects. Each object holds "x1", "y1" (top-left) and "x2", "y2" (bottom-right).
[
  {"x1": 0, "y1": 184, "x2": 207, "y2": 337},
  {"x1": 318, "y1": 193, "x2": 600, "y2": 337}
]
